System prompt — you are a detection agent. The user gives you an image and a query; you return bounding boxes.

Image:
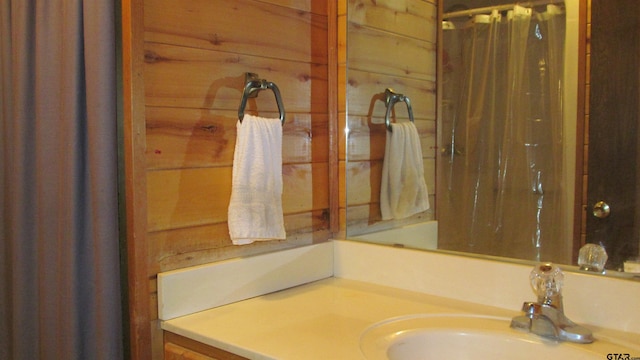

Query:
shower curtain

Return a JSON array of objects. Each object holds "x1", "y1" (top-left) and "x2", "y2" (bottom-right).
[
  {"x1": 439, "y1": 5, "x2": 568, "y2": 263},
  {"x1": 1, "y1": 1, "x2": 123, "y2": 359}
]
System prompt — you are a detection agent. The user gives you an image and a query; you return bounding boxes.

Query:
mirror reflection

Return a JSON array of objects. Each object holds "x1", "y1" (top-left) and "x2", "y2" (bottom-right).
[
  {"x1": 344, "y1": 0, "x2": 640, "y2": 279},
  {"x1": 439, "y1": 1, "x2": 574, "y2": 265}
]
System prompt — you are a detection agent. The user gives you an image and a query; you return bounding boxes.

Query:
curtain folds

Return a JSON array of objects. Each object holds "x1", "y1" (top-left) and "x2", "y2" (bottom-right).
[
  {"x1": 1, "y1": 1, "x2": 123, "y2": 359},
  {"x1": 440, "y1": 5, "x2": 568, "y2": 263}
]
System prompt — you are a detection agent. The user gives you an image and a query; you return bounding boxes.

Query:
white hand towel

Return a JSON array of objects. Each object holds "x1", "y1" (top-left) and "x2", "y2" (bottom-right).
[
  {"x1": 228, "y1": 114, "x2": 286, "y2": 245},
  {"x1": 380, "y1": 122, "x2": 430, "y2": 220}
]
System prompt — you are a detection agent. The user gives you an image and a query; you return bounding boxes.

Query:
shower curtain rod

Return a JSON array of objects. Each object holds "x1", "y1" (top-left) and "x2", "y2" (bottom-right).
[{"x1": 443, "y1": 0, "x2": 563, "y2": 20}]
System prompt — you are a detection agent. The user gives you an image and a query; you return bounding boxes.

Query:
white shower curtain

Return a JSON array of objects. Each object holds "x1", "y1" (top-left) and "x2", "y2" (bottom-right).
[{"x1": 439, "y1": 5, "x2": 568, "y2": 263}]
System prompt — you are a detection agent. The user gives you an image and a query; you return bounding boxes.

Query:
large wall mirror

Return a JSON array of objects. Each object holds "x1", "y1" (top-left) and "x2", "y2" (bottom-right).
[{"x1": 344, "y1": 0, "x2": 640, "y2": 280}]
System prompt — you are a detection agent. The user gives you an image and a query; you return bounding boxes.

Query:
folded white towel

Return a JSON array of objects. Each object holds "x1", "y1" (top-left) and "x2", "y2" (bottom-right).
[
  {"x1": 228, "y1": 114, "x2": 286, "y2": 245},
  {"x1": 380, "y1": 122, "x2": 430, "y2": 220}
]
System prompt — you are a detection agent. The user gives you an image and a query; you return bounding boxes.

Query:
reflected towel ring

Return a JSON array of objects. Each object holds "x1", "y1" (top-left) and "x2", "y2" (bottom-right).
[
  {"x1": 238, "y1": 72, "x2": 285, "y2": 125},
  {"x1": 384, "y1": 88, "x2": 415, "y2": 132}
]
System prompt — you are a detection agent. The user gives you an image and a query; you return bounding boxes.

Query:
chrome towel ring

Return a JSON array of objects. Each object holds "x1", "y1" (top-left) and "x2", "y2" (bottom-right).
[
  {"x1": 238, "y1": 72, "x2": 285, "y2": 125},
  {"x1": 384, "y1": 88, "x2": 414, "y2": 132}
]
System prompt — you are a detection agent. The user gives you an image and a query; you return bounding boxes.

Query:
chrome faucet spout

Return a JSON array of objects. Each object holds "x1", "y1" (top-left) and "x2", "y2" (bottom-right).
[{"x1": 510, "y1": 263, "x2": 594, "y2": 344}]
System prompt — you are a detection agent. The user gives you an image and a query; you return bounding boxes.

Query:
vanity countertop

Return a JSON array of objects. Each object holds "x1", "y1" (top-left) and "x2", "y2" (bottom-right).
[{"x1": 161, "y1": 277, "x2": 639, "y2": 359}]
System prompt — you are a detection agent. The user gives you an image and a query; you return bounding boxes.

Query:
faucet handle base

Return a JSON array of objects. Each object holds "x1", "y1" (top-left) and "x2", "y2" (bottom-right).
[{"x1": 511, "y1": 301, "x2": 595, "y2": 344}]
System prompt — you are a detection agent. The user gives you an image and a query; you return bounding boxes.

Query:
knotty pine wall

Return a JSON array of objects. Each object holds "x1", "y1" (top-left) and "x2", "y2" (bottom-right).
[
  {"x1": 139, "y1": 0, "x2": 334, "y2": 356},
  {"x1": 145, "y1": 0, "x2": 331, "y2": 272},
  {"x1": 125, "y1": 0, "x2": 440, "y2": 357},
  {"x1": 340, "y1": 0, "x2": 438, "y2": 236}
]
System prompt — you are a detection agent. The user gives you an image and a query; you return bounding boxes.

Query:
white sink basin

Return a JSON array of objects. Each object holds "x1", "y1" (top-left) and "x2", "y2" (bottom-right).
[{"x1": 360, "y1": 314, "x2": 638, "y2": 360}]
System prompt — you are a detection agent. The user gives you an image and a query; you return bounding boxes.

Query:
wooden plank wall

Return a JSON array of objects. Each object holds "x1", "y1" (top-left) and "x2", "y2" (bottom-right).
[
  {"x1": 142, "y1": 0, "x2": 332, "y2": 356},
  {"x1": 341, "y1": 0, "x2": 438, "y2": 235}
]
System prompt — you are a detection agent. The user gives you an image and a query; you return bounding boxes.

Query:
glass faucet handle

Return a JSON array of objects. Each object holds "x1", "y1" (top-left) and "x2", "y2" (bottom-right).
[
  {"x1": 529, "y1": 263, "x2": 564, "y2": 299},
  {"x1": 578, "y1": 243, "x2": 608, "y2": 273}
]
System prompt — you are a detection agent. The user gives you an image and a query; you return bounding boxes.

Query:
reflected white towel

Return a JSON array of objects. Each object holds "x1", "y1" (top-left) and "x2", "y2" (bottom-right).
[
  {"x1": 380, "y1": 122, "x2": 430, "y2": 220},
  {"x1": 228, "y1": 114, "x2": 286, "y2": 245}
]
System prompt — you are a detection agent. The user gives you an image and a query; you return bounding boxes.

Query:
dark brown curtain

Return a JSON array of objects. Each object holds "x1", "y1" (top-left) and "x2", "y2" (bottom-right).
[{"x1": 1, "y1": 0, "x2": 124, "y2": 359}]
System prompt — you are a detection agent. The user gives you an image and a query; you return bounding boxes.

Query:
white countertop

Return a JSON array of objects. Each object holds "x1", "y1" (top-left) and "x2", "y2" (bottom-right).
[
  {"x1": 162, "y1": 277, "x2": 529, "y2": 359},
  {"x1": 160, "y1": 241, "x2": 640, "y2": 359}
]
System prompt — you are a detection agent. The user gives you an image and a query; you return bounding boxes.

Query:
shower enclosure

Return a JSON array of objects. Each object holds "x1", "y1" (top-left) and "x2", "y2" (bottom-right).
[{"x1": 438, "y1": 1, "x2": 578, "y2": 264}]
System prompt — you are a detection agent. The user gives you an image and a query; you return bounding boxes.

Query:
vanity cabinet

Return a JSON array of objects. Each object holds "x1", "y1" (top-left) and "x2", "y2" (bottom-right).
[{"x1": 164, "y1": 332, "x2": 248, "y2": 360}]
